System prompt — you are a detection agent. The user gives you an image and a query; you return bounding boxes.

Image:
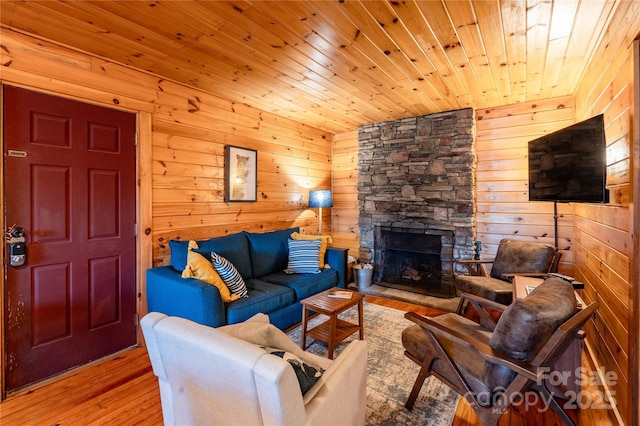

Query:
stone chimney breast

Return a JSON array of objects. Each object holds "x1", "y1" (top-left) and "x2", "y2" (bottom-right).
[{"x1": 358, "y1": 109, "x2": 477, "y2": 272}]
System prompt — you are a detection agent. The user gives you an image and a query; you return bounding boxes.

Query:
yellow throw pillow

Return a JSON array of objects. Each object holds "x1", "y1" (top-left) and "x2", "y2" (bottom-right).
[
  {"x1": 290, "y1": 232, "x2": 332, "y2": 268},
  {"x1": 181, "y1": 244, "x2": 240, "y2": 303}
]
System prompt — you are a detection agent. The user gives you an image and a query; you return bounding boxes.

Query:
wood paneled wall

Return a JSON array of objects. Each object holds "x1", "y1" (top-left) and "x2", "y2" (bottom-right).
[
  {"x1": 332, "y1": 130, "x2": 359, "y2": 257},
  {"x1": 0, "y1": 26, "x2": 337, "y2": 356},
  {"x1": 334, "y1": 100, "x2": 579, "y2": 271},
  {"x1": 474, "y1": 97, "x2": 576, "y2": 272},
  {"x1": 0, "y1": 27, "x2": 333, "y2": 269},
  {"x1": 150, "y1": 86, "x2": 333, "y2": 266},
  {"x1": 572, "y1": 7, "x2": 639, "y2": 422}
]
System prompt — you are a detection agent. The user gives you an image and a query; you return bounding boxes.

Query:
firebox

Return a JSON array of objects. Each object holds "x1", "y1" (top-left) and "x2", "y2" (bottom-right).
[{"x1": 373, "y1": 227, "x2": 455, "y2": 298}]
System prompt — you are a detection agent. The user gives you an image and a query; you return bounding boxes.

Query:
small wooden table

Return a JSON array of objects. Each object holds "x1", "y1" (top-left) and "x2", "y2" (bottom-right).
[
  {"x1": 300, "y1": 288, "x2": 365, "y2": 359},
  {"x1": 513, "y1": 275, "x2": 585, "y2": 307}
]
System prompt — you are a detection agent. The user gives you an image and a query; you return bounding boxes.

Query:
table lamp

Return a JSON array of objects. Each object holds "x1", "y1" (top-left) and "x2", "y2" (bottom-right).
[{"x1": 308, "y1": 189, "x2": 332, "y2": 234}]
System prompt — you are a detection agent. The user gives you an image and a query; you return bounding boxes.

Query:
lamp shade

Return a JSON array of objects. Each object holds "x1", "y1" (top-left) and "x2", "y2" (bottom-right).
[{"x1": 308, "y1": 190, "x2": 332, "y2": 208}]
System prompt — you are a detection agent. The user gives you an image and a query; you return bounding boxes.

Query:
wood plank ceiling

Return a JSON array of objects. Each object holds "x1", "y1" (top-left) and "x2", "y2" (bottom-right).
[{"x1": 0, "y1": 0, "x2": 623, "y2": 133}]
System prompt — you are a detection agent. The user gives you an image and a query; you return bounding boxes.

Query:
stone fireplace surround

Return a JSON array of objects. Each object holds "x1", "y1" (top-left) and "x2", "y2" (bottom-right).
[
  {"x1": 374, "y1": 226, "x2": 455, "y2": 297},
  {"x1": 357, "y1": 108, "x2": 477, "y2": 296}
]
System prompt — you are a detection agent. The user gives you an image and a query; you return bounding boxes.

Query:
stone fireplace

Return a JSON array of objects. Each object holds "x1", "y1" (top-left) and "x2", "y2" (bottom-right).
[
  {"x1": 374, "y1": 226, "x2": 455, "y2": 297},
  {"x1": 358, "y1": 108, "x2": 476, "y2": 297}
]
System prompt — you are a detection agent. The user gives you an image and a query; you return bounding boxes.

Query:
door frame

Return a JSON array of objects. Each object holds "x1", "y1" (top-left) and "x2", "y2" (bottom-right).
[
  {"x1": 631, "y1": 37, "x2": 640, "y2": 426},
  {"x1": 0, "y1": 84, "x2": 153, "y2": 399}
]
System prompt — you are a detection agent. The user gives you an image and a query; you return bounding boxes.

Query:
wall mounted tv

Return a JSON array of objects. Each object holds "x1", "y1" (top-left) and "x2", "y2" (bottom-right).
[{"x1": 528, "y1": 114, "x2": 608, "y2": 203}]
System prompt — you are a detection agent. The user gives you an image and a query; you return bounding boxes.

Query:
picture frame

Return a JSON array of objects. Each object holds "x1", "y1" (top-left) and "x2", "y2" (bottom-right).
[{"x1": 225, "y1": 145, "x2": 257, "y2": 202}]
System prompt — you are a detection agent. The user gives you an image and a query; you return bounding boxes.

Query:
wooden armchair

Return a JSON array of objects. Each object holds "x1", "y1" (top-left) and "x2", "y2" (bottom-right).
[
  {"x1": 401, "y1": 278, "x2": 597, "y2": 426},
  {"x1": 455, "y1": 239, "x2": 559, "y2": 305}
]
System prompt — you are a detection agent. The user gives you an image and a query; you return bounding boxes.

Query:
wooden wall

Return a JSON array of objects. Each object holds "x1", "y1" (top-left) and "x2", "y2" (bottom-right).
[
  {"x1": 149, "y1": 89, "x2": 333, "y2": 266},
  {"x1": 332, "y1": 130, "x2": 359, "y2": 257},
  {"x1": 572, "y1": 6, "x2": 640, "y2": 422},
  {"x1": 333, "y1": 99, "x2": 578, "y2": 272},
  {"x1": 0, "y1": 27, "x2": 333, "y2": 266},
  {"x1": 474, "y1": 97, "x2": 575, "y2": 272},
  {"x1": 0, "y1": 27, "x2": 334, "y2": 327}
]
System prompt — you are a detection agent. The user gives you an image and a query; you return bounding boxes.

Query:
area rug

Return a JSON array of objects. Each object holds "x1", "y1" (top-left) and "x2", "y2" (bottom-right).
[{"x1": 287, "y1": 302, "x2": 459, "y2": 426}]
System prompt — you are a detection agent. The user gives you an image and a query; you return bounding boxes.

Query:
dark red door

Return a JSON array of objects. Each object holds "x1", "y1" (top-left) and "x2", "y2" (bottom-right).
[{"x1": 3, "y1": 86, "x2": 137, "y2": 391}]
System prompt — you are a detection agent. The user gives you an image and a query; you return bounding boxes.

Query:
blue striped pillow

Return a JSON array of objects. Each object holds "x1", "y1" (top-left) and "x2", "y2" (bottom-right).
[
  {"x1": 211, "y1": 252, "x2": 248, "y2": 298},
  {"x1": 286, "y1": 239, "x2": 321, "y2": 274}
]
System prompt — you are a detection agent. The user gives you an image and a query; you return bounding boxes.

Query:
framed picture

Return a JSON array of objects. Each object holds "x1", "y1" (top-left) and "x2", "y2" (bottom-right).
[{"x1": 225, "y1": 145, "x2": 257, "y2": 202}]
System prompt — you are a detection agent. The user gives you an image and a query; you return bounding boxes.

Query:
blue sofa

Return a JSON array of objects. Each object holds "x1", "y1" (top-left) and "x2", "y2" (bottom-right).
[{"x1": 146, "y1": 228, "x2": 348, "y2": 330}]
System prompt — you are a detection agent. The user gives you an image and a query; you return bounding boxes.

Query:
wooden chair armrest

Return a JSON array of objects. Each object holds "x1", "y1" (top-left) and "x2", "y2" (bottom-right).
[
  {"x1": 458, "y1": 292, "x2": 508, "y2": 313},
  {"x1": 405, "y1": 312, "x2": 541, "y2": 381},
  {"x1": 457, "y1": 259, "x2": 494, "y2": 276},
  {"x1": 457, "y1": 293, "x2": 507, "y2": 330}
]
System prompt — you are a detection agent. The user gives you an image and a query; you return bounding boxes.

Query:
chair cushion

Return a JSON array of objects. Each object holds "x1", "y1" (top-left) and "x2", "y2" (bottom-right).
[
  {"x1": 402, "y1": 313, "x2": 495, "y2": 401},
  {"x1": 490, "y1": 239, "x2": 557, "y2": 281},
  {"x1": 455, "y1": 275, "x2": 514, "y2": 305},
  {"x1": 484, "y1": 277, "x2": 577, "y2": 391}
]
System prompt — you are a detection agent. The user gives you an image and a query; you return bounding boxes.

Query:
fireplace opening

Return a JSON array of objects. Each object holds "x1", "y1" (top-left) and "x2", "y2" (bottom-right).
[{"x1": 374, "y1": 227, "x2": 455, "y2": 298}]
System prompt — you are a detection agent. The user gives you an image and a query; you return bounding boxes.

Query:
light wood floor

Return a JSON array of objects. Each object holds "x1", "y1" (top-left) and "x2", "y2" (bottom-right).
[{"x1": 0, "y1": 295, "x2": 615, "y2": 425}]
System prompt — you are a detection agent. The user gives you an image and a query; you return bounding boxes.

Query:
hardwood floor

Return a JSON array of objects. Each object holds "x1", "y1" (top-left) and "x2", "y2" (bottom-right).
[{"x1": 0, "y1": 295, "x2": 615, "y2": 425}]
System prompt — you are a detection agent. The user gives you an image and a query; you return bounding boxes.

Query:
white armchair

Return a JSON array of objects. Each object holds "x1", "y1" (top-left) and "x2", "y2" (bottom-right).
[{"x1": 141, "y1": 312, "x2": 367, "y2": 426}]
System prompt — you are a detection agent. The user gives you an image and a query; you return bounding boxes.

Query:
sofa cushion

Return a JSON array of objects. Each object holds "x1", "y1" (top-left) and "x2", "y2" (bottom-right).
[
  {"x1": 286, "y1": 239, "x2": 322, "y2": 274},
  {"x1": 196, "y1": 232, "x2": 253, "y2": 279},
  {"x1": 246, "y1": 228, "x2": 299, "y2": 278},
  {"x1": 261, "y1": 269, "x2": 338, "y2": 300},
  {"x1": 485, "y1": 277, "x2": 577, "y2": 391},
  {"x1": 490, "y1": 239, "x2": 557, "y2": 281},
  {"x1": 181, "y1": 248, "x2": 240, "y2": 303},
  {"x1": 212, "y1": 253, "x2": 249, "y2": 298},
  {"x1": 169, "y1": 239, "x2": 191, "y2": 272},
  {"x1": 290, "y1": 232, "x2": 332, "y2": 268},
  {"x1": 226, "y1": 279, "x2": 296, "y2": 325}
]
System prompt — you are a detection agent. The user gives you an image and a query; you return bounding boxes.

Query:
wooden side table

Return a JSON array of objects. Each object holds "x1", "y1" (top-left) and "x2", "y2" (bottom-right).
[{"x1": 300, "y1": 288, "x2": 365, "y2": 359}]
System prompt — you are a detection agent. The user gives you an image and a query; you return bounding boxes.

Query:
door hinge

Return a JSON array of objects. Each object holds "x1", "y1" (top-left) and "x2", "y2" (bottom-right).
[
  {"x1": 134, "y1": 133, "x2": 138, "y2": 146},
  {"x1": 134, "y1": 223, "x2": 138, "y2": 236}
]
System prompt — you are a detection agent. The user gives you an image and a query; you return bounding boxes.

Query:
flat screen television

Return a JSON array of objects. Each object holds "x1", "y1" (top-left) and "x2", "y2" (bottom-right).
[{"x1": 528, "y1": 114, "x2": 608, "y2": 203}]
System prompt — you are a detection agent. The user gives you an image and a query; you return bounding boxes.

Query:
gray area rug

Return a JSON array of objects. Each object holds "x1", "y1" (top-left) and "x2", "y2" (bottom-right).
[{"x1": 287, "y1": 302, "x2": 459, "y2": 426}]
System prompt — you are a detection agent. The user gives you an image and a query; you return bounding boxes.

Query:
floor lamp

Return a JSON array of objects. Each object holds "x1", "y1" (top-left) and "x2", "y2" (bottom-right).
[{"x1": 308, "y1": 189, "x2": 332, "y2": 234}]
